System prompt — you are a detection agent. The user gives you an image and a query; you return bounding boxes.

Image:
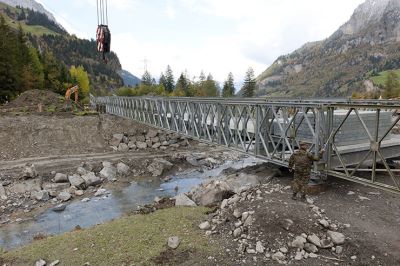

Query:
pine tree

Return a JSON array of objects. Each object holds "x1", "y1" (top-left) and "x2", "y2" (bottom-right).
[
  {"x1": 242, "y1": 67, "x2": 256, "y2": 97},
  {"x1": 164, "y1": 65, "x2": 175, "y2": 93},
  {"x1": 141, "y1": 70, "x2": 153, "y2": 86},
  {"x1": 43, "y1": 52, "x2": 63, "y2": 94},
  {"x1": 159, "y1": 72, "x2": 166, "y2": 87},
  {"x1": 175, "y1": 72, "x2": 190, "y2": 96},
  {"x1": 203, "y1": 73, "x2": 219, "y2": 97},
  {"x1": 383, "y1": 71, "x2": 400, "y2": 99},
  {"x1": 222, "y1": 72, "x2": 235, "y2": 97}
]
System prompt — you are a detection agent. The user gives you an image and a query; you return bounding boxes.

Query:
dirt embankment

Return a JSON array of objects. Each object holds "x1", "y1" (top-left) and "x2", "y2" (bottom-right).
[{"x1": 0, "y1": 114, "x2": 156, "y2": 160}]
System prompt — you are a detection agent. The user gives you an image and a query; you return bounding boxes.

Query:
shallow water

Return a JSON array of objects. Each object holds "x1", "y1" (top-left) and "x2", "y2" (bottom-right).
[{"x1": 0, "y1": 157, "x2": 260, "y2": 249}]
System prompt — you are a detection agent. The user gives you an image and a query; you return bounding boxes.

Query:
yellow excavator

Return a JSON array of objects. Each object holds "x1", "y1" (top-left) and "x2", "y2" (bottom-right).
[{"x1": 65, "y1": 85, "x2": 79, "y2": 102}]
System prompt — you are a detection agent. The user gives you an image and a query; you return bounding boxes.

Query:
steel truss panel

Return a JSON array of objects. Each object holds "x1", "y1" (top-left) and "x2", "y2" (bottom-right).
[{"x1": 90, "y1": 95, "x2": 400, "y2": 194}]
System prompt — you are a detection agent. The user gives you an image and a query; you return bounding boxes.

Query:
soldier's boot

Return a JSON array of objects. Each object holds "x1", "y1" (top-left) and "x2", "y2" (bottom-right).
[
  {"x1": 300, "y1": 194, "x2": 307, "y2": 201},
  {"x1": 291, "y1": 192, "x2": 297, "y2": 200}
]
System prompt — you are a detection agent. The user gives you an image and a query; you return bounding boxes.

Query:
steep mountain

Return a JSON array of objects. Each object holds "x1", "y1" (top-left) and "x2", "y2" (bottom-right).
[
  {"x1": 0, "y1": 0, "x2": 59, "y2": 26},
  {"x1": 256, "y1": 0, "x2": 400, "y2": 97},
  {"x1": 0, "y1": 2, "x2": 123, "y2": 94},
  {"x1": 119, "y1": 69, "x2": 141, "y2": 87}
]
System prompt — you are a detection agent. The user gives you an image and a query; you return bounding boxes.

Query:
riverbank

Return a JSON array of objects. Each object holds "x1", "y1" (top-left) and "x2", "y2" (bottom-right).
[
  {"x1": 2, "y1": 165, "x2": 400, "y2": 265},
  {"x1": 0, "y1": 207, "x2": 215, "y2": 265}
]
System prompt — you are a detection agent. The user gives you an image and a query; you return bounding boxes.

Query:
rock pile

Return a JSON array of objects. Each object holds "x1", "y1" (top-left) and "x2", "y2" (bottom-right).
[
  {"x1": 0, "y1": 161, "x2": 131, "y2": 222},
  {"x1": 195, "y1": 180, "x2": 351, "y2": 264},
  {"x1": 108, "y1": 129, "x2": 189, "y2": 152}
]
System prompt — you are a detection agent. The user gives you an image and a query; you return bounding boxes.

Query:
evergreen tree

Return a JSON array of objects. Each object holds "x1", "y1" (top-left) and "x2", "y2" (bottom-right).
[
  {"x1": 43, "y1": 51, "x2": 63, "y2": 94},
  {"x1": 199, "y1": 71, "x2": 206, "y2": 82},
  {"x1": 174, "y1": 72, "x2": 190, "y2": 96},
  {"x1": 141, "y1": 70, "x2": 153, "y2": 86},
  {"x1": 159, "y1": 72, "x2": 166, "y2": 87},
  {"x1": 0, "y1": 16, "x2": 19, "y2": 102},
  {"x1": 242, "y1": 67, "x2": 256, "y2": 97},
  {"x1": 383, "y1": 71, "x2": 400, "y2": 98},
  {"x1": 164, "y1": 65, "x2": 175, "y2": 93},
  {"x1": 203, "y1": 73, "x2": 219, "y2": 97},
  {"x1": 222, "y1": 72, "x2": 235, "y2": 97}
]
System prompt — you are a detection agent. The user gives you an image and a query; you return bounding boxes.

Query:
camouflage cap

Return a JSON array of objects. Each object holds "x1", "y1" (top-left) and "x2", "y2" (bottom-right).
[{"x1": 299, "y1": 141, "x2": 308, "y2": 146}]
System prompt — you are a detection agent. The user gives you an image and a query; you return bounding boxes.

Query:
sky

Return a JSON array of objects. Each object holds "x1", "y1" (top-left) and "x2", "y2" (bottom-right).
[{"x1": 36, "y1": 0, "x2": 365, "y2": 87}]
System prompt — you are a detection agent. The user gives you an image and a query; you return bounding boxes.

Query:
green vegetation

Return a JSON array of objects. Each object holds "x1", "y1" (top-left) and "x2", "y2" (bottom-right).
[
  {"x1": 242, "y1": 67, "x2": 256, "y2": 97},
  {"x1": 0, "y1": 2, "x2": 123, "y2": 103},
  {"x1": 222, "y1": 72, "x2": 236, "y2": 97},
  {"x1": 45, "y1": 105, "x2": 56, "y2": 113},
  {"x1": 370, "y1": 69, "x2": 400, "y2": 87},
  {"x1": 70, "y1": 65, "x2": 90, "y2": 100},
  {"x1": 117, "y1": 67, "x2": 221, "y2": 97},
  {"x1": 1, "y1": 207, "x2": 217, "y2": 266}
]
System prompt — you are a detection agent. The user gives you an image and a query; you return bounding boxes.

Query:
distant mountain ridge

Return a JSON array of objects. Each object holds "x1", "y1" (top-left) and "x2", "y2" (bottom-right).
[
  {"x1": 256, "y1": 0, "x2": 400, "y2": 97},
  {"x1": 119, "y1": 70, "x2": 141, "y2": 87}
]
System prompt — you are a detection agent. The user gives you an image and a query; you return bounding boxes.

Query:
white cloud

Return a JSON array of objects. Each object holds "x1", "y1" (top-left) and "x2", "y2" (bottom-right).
[
  {"x1": 165, "y1": 5, "x2": 177, "y2": 19},
  {"x1": 37, "y1": 0, "x2": 366, "y2": 85}
]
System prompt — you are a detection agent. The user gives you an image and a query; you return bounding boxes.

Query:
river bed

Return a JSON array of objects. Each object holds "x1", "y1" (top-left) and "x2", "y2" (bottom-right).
[{"x1": 0, "y1": 157, "x2": 260, "y2": 250}]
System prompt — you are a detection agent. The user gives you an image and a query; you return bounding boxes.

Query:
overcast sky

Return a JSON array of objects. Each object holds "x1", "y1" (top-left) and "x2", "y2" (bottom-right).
[{"x1": 36, "y1": 0, "x2": 364, "y2": 86}]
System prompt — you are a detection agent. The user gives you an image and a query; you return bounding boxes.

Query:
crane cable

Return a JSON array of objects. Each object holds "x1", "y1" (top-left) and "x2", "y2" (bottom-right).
[{"x1": 97, "y1": 0, "x2": 108, "y2": 26}]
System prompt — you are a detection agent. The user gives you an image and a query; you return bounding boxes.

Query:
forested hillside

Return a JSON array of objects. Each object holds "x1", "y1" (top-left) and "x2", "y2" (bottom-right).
[{"x1": 0, "y1": 2, "x2": 123, "y2": 103}]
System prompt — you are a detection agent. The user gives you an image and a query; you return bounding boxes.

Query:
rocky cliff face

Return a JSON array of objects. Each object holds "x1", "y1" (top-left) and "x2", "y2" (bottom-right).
[
  {"x1": 0, "y1": 0, "x2": 59, "y2": 25},
  {"x1": 256, "y1": 0, "x2": 400, "y2": 97}
]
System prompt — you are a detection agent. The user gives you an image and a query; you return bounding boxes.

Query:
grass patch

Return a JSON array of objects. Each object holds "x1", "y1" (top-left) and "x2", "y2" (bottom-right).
[
  {"x1": 370, "y1": 69, "x2": 400, "y2": 86},
  {"x1": 1, "y1": 207, "x2": 216, "y2": 266},
  {"x1": 46, "y1": 105, "x2": 57, "y2": 113},
  {"x1": 74, "y1": 110, "x2": 98, "y2": 116}
]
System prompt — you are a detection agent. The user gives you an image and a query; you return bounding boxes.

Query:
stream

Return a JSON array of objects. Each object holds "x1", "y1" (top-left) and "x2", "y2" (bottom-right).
[{"x1": 0, "y1": 157, "x2": 260, "y2": 250}]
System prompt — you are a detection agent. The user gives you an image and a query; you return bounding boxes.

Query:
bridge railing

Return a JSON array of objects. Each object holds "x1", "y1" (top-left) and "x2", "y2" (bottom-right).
[{"x1": 90, "y1": 95, "x2": 400, "y2": 193}]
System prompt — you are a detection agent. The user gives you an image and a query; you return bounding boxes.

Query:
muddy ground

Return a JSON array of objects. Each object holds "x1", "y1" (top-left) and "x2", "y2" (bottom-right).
[{"x1": 199, "y1": 167, "x2": 400, "y2": 266}]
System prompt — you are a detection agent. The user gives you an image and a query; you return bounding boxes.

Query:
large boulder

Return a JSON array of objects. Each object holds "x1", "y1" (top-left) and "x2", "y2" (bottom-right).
[
  {"x1": 0, "y1": 184, "x2": 8, "y2": 200},
  {"x1": 327, "y1": 230, "x2": 345, "y2": 245},
  {"x1": 189, "y1": 180, "x2": 233, "y2": 206},
  {"x1": 10, "y1": 179, "x2": 42, "y2": 194},
  {"x1": 54, "y1": 173, "x2": 68, "y2": 183},
  {"x1": 128, "y1": 142, "x2": 137, "y2": 150},
  {"x1": 224, "y1": 173, "x2": 261, "y2": 193},
  {"x1": 100, "y1": 164, "x2": 117, "y2": 181},
  {"x1": 42, "y1": 183, "x2": 70, "y2": 197},
  {"x1": 118, "y1": 143, "x2": 129, "y2": 152},
  {"x1": 136, "y1": 141, "x2": 148, "y2": 149},
  {"x1": 68, "y1": 174, "x2": 87, "y2": 190},
  {"x1": 174, "y1": 193, "x2": 197, "y2": 206},
  {"x1": 32, "y1": 190, "x2": 50, "y2": 201},
  {"x1": 109, "y1": 133, "x2": 124, "y2": 146},
  {"x1": 117, "y1": 162, "x2": 130, "y2": 176},
  {"x1": 146, "y1": 130, "x2": 158, "y2": 139},
  {"x1": 147, "y1": 158, "x2": 173, "y2": 176},
  {"x1": 81, "y1": 172, "x2": 102, "y2": 186},
  {"x1": 21, "y1": 163, "x2": 38, "y2": 179},
  {"x1": 76, "y1": 167, "x2": 88, "y2": 176},
  {"x1": 57, "y1": 191, "x2": 72, "y2": 202}
]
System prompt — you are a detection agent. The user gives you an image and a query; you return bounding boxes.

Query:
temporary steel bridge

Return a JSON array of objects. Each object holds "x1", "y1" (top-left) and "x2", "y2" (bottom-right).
[{"x1": 90, "y1": 95, "x2": 400, "y2": 194}]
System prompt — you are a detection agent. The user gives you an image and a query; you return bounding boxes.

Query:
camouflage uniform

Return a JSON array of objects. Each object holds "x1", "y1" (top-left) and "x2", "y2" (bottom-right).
[{"x1": 288, "y1": 148, "x2": 322, "y2": 198}]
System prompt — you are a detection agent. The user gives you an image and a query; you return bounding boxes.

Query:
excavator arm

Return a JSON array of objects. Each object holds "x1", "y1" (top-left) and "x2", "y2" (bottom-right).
[{"x1": 65, "y1": 85, "x2": 79, "y2": 103}]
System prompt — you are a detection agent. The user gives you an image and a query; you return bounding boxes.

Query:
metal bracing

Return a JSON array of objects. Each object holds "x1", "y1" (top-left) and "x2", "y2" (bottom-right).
[{"x1": 90, "y1": 95, "x2": 400, "y2": 194}]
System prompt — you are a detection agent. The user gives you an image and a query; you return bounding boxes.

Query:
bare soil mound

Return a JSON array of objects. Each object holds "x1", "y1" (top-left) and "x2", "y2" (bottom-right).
[{"x1": 1, "y1": 89, "x2": 66, "y2": 112}]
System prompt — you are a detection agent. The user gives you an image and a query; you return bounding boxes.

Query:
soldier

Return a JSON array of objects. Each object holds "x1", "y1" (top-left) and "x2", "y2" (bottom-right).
[{"x1": 288, "y1": 141, "x2": 324, "y2": 200}]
